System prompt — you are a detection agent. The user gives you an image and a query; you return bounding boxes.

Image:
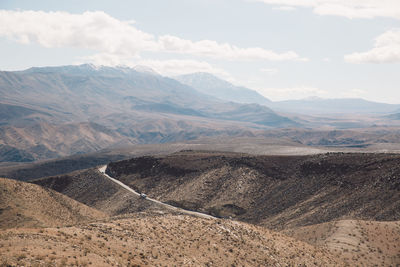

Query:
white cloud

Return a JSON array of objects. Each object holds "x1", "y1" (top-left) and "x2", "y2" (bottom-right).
[
  {"x1": 134, "y1": 59, "x2": 234, "y2": 80},
  {"x1": 0, "y1": 10, "x2": 307, "y2": 65},
  {"x1": 158, "y1": 35, "x2": 307, "y2": 61},
  {"x1": 272, "y1": 6, "x2": 296, "y2": 11},
  {"x1": 0, "y1": 10, "x2": 157, "y2": 57},
  {"x1": 340, "y1": 88, "x2": 367, "y2": 98},
  {"x1": 75, "y1": 55, "x2": 237, "y2": 83},
  {"x1": 78, "y1": 53, "x2": 141, "y2": 66},
  {"x1": 260, "y1": 68, "x2": 279, "y2": 75},
  {"x1": 254, "y1": 0, "x2": 400, "y2": 20},
  {"x1": 257, "y1": 86, "x2": 328, "y2": 100},
  {"x1": 345, "y1": 29, "x2": 400, "y2": 63}
]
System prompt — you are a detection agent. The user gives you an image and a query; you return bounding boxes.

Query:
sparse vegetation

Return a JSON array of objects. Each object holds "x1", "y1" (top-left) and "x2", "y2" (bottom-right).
[
  {"x1": 1, "y1": 151, "x2": 399, "y2": 266},
  {"x1": 106, "y1": 151, "x2": 400, "y2": 229},
  {"x1": 0, "y1": 212, "x2": 348, "y2": 266}
]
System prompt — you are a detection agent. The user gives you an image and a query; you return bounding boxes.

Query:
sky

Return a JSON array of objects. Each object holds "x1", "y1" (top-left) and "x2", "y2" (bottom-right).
[{"x1": 0, "y1": 0, "x2": 400, "y2": 103}]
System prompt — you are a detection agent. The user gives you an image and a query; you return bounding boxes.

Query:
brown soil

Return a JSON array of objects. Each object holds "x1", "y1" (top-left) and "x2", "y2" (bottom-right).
[
  {"x1": 0, "y1": 212, "x2": 343, "y2": 266},
  {"x1": 15, "y1": 151, "x2": 400, "y2": 266},
  {"x1": 285, "y1": 220, "x2": 400, "y2": 266},
  {"x1": 0, "y1": 178, "x2": 105, "y2": 229}
]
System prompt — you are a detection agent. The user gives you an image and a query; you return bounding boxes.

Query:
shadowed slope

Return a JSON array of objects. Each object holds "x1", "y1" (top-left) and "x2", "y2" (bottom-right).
[
  {"x1": 106, "y1": 151, "x2": 400, "y2": 229},
  {"x1": 32, "y1": 169, "x2": 159, "y2": 216}
]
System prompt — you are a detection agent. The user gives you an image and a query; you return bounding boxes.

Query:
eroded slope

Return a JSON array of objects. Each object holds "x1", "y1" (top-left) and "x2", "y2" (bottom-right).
[
  {"x1": 0, "y1": 178, "x2": 105, "y2": 229},
  {"x1": 106, "y1": 151, "x2": 400, "y2": 229}
]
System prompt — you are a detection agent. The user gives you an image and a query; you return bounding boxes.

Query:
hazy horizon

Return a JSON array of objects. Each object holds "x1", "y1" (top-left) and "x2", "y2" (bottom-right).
[{"x1": 2, "y1": 63, "x2": 400, "y2": 105}]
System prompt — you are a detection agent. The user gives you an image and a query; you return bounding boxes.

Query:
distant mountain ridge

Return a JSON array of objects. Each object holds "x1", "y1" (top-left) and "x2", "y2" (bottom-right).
[
  {"x1": 271, "y1": 97, "x2": 400, "y2": 114},
  {"x1": 385, "y1": 113, "x2": 400, "y2": 120},
  {"x1": 175, "y1": 72, "x2": 272, "y2": 106},
  {"x1": 175, "y1": 72, "x2": 400, "y2": 115}
]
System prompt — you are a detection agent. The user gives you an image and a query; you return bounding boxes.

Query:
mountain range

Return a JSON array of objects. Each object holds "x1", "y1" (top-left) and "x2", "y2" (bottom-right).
[
  {"x1": 177, "y1": 72, "x2": 400, "y2": 115},
  {"x1": 271, "y1": 97, "x2": 400, "y2": 115},
  {"x1": 0, "y1": 64, "x2": 297, "y2": 162},
  {"x1": 1, "y1": 64, "x2": 299, "y2": 126},
  {"x1": 1, "y1": 64, "x2": 400, "y2": 162}
]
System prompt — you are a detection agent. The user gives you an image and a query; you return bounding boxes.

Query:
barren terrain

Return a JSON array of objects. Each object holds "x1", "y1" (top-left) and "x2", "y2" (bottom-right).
[
  {"x1": 1, "y1": 150, "x2": 400, "y2": 266},
  {"x1": 0, "y1": 212, "x2": 343, "y2": 266},
  {"x1": 0, "y1": 178, "x2": 105, "y2": 229},
  {"x1": 106, "y1": 151, "x2": 400, "y2": 229},
  {"x1": 285, "y1": 220, "x2": 400, "y2": 266}
]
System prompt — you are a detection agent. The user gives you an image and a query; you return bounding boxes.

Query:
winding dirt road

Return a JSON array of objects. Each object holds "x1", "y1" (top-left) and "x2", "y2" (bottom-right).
[{"x1": 98, "y1": 165, "x2": 215, "y2": 219}]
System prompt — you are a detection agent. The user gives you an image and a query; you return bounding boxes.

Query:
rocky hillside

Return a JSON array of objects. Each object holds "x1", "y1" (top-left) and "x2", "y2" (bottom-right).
[
  {"x1": 4, "y1": 151, "x2": 399, "y2": 266},
  {"x1": 0, "y1": 178, "x2": 105, "y2": 229},
  {"x1": 106, "y1": 151, "x2": 400, "y2": 229},
  {"x1": 0, "y1": 212, "x2": 343, "y2": 266}
]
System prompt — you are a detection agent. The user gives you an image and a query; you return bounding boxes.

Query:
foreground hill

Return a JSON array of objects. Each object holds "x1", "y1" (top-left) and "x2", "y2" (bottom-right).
[
  {"x1": 105, "y1": 151, "x2": 400, "y2": 229},
  {"x1": 0, "y1": 178, "x2": 105, "y2": 229},
  {"x1": 3, "y1": 151, "x2": 398, "y2": 266},
  {"x1": 285, "y1": 220, "x2": 400, "y2": 266},
  {"x1": 0, "y1": 212, "x2": 343, "y2": 266}
]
